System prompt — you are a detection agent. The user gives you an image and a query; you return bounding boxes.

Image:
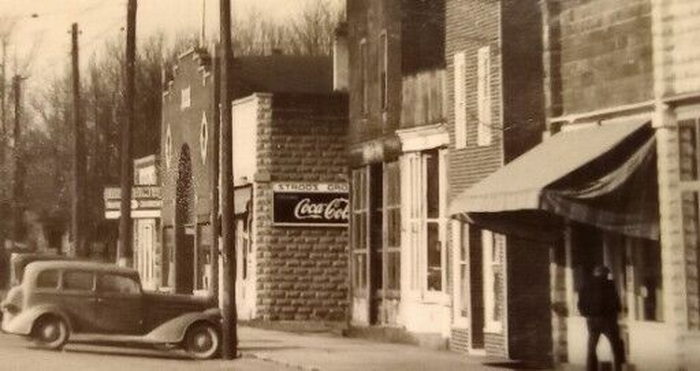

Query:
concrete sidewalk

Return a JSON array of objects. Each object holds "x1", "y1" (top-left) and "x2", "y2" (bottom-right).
[{"x1": 238, "y1": 326, "x2": 529, "y2": 371}]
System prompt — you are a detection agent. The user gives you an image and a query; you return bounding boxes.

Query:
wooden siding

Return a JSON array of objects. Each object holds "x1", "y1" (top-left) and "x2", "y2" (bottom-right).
[{"x1": 400, "y1": 69, "x2": 447, "y2": 129}]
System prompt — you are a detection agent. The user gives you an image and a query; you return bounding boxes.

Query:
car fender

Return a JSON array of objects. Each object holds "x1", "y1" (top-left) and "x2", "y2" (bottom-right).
[
  {"x1": 143, "y1": 308, "x2": 221, "y2": 344},
  {"x1": 3, "y1": 305, "x2": 73, "y2": 336}
]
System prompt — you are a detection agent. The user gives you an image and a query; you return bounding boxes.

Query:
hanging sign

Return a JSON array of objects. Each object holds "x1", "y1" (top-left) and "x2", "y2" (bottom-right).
[{"x1": 272, "y1": 182, "x2": 349, "y2": 227}]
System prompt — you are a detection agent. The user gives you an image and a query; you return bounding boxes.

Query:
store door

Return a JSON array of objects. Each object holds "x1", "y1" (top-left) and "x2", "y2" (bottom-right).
[
  {"x1": 469, "y1": 226, "x2": 485, "y2": 350},
  {"x1": 369, "y1": 164, "x2": 383, "y2": 325}
]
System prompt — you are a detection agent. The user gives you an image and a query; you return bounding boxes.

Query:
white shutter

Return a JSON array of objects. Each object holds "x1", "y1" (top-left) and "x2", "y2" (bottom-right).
[
  {"x1": 454, "y1": 51, "x2": 467, "y2": 149},
  {"x1": 477, "y1": 46, "x2": 492, "y2": 146}
]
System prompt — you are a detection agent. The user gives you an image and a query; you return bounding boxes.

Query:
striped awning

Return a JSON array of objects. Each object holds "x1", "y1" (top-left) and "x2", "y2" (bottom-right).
[{"x1": 450, "y1": 120, "x2": 658, "y2": 240}]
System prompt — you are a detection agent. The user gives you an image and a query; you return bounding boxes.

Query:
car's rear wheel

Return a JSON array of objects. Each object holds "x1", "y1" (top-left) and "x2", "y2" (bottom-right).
[
  {"x1": 183, "y1": 322, "x2": 220, "y2": 359},
  {"x1": 32, "y1": 315, "x2": 69, "y2": 350}
]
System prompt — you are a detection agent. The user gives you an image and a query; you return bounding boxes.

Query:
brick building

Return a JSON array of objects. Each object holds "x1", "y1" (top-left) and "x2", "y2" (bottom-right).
[
  {"x1": 346, "y1": 0, "x2": 452, "y2": 346},
  {"x1": 450, "y1": 0, "x2": 700, "y2": 369},
  {"x1": 160, "y1": 48, "x2": 349, "y2": 322},
  {"x1": 445, "y1": 0, "x2": 546, "y2": 363}
]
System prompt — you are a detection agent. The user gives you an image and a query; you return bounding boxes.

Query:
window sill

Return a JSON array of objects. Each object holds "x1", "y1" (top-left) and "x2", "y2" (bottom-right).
[
  {"x1": 484, "y1": 323, "x2": 503, "y2": 334},
  {"x1": 422, "y1": 291, "x2": 450, "y2": 306}
]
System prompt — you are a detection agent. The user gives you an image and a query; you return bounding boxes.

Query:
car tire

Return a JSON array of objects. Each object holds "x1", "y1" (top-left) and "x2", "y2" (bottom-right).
[
  {"x1": 183, "y1": 322, "x2": 220, "y2": 360},
  {"x1": 32, "y1": 315, "x2": 69, "y2": 350}
]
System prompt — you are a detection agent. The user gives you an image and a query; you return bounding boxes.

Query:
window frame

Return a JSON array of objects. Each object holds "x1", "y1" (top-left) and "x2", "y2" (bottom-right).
[
  {"x1": 379, "y1": 31, "x2": 388, "y2": 112},
  {"x1": 401, "y1": 147, "x2": 448, "y2": 303},
  {"x1": 452, "y1": 220, "x2": 470, "y2": 326},
  {"x1": 482, "y1": 230, "x2": 504, "y2": 333},
  {"x1": 97, "y1": 273, "x2": 142, "y2": 296},
  {"x1": 476, "y1": 46, "x2": 492, "y2": 147},
  {"x1": 351, "y1": 167, "x2": 370, "y2": 296},
  {"x1": 677, "y1": 109, "x2": 700, "y2": 331},
  {"x1": 35, "y1": 269, "x2": 60, "y2": 291},
  {"x1": 453, "y1": 50, "x2": 467, "y2": 149},
  {"x1": 359, "y1": 38, "x2": 368, "y2": 116},
  {"x1": 384, "y1": 161, "x2": 401, "y2": 296},
  {"x1": 61, "y1": 270, "x2": 96, "y2": 293}
]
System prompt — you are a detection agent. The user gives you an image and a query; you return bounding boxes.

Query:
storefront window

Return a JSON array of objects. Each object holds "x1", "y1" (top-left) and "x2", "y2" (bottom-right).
[
  {"x1": 426, "y1": 150, "x2": 441, "y2": 291},
  {"x1": 633, "y1": 239, "x2": 663, "y2": 322},
  {"x1": 483, "y1": 230, "x2": 504, "y2": 332},
  {"x1": 385, "y1": 162, "x2": 401, "y2": 292},
  {"x1": 352, "y1": 168, "x2": 369, "y2": 293},
  {"x1": 679, "y1": 116, "x2": 700, "y2": 330},
  {"x1": 679, "y1": 119, "x2": 699, "y2": 181}
]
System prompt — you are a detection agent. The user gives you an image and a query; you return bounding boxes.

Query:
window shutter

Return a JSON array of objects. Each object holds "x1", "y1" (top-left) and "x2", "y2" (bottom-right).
[
  {"x1": 454, "y1": 51, "x2": 467, "y2": 149},
  {"x1": 477, "y1": 46, "x2": 492, "y2": 146}
]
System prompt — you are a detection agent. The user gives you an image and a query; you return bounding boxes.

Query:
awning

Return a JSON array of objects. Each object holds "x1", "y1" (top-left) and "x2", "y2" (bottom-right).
[{"x1": 450, "y1": 120, "x2": 658, "y2": 240}]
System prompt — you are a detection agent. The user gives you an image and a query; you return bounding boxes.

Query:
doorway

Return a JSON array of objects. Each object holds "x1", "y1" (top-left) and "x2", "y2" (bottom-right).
[
  {"x1": 469, "y1": 225, "x2": 485, "y2": 351},
  {"x1": 175, "y1": 145, "x2": 195, "y2": 294},
  {"x1": 369, "y1": 164, "x2": 383, "y2": 325}
]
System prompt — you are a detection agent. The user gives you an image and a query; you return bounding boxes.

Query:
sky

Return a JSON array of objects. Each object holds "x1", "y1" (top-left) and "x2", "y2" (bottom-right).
[{"x1": 0, "y1": 0, "x2": 342, "y2": 86}]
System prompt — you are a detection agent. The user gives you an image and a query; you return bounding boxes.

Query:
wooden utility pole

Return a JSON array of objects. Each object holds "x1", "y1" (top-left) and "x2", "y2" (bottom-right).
[
  {"x1": 220, "y1": 0, "x2": 238, "y2": 359},
  {"x1": 11, "y1": 75, "x2": 25, "y2": 246},
  {"x1": 0, "y1": 40, "x2": 7, "y2": 248},
  {"x1": 118, "y1": 0, "x2": 137, "y2": 266},
  {"x1": 71, "y1": 23, "x2": 86, "y2": 258},
  {"x1": 209, "y1": 44, "x2": 220, "y2": 301}
]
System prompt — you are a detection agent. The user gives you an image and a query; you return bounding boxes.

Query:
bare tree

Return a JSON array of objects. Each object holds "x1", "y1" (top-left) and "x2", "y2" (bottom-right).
[{"x1": 233, "y1": 0, "x2": 343, "y2": 56}]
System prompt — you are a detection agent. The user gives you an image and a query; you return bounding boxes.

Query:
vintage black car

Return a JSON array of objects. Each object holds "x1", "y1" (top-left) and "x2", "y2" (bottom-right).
[{"x1": 1, "y1": 261, "x2": 221, "y2": 359}]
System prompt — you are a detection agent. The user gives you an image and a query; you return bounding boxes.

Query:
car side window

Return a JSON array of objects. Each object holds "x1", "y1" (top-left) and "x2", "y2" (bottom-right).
[
  {"x1": 36, "y1": 270, "x2": 59, "y2": 289},
  {"x1": 98, "y1": 274, "x2": 140, "y2": 295},
  {"x1": 63, "y1": 271, "x2": 94, "y2": 291}
]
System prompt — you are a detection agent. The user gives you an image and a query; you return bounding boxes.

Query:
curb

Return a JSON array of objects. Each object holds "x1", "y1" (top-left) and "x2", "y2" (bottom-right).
[{"x1": 243, "y1": 351, "x2": 321, "y2": 371}]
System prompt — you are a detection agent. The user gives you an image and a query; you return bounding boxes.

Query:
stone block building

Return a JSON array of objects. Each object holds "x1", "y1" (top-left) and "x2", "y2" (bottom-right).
[{"x1": 450, "y1": 0, "x2": 700, "y2": 369}]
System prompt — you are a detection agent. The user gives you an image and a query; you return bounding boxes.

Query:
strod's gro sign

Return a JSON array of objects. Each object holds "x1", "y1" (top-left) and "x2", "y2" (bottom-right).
[{"x1": 272, "y1": 182, "x2": 349, "y2": 227}]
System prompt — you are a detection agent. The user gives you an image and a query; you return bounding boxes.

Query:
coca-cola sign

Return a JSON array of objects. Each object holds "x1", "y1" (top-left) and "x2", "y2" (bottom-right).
[{"x1": 272, "y1": 182, "x2": 349, "y2": 227}]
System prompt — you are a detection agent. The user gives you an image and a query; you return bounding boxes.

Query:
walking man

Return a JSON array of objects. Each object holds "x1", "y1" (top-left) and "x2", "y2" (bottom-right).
[{"x1": 578, "y1": 265, "x2": 626, "y2": 371}]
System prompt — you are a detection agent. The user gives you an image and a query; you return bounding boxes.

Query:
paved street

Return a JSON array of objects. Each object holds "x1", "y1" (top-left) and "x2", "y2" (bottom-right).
[
  {"x1": 0, "y1": 330, "x2": 292, "y2": 371},
  {"x1": 0, "y1": 326, "x2": 546, "y2": 371}
]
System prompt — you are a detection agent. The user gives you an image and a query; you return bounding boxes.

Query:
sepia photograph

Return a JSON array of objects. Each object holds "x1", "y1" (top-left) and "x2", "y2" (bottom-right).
[{"x1": 0, "y1": 0, "x2": 697, "y2": 370}]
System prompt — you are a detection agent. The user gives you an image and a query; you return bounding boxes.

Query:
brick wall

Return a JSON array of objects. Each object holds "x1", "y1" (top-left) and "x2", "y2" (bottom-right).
[
  {"x1": 557, "y1": 0, "x2": 653, "y2": 114},
  {"x1": 507, "y1": 237, "x2": 553, "y2": 365},
  {"x1": 501, "y1": 0, "x2": 545, "y2": 163},
  {"x1": 445, "y1": 0, "x2": 503, "y2": 199},
  {"x1": 160, "y1": 50, "x2": 214, "y2": 228},
  {"x1": 347, "y1": 0, "x2": 444, "y2": 161},
  {"x1": 253, "y1": 93, "x2": 349, "y2": 321},
  {"x1": 347, "y1": 0, "x2": 401, "y2": 146}
]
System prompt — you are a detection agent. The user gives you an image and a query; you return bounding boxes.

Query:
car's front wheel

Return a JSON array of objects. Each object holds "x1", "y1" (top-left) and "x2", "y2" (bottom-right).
[
  {"x1": 32, "y1": 315, "x2": 69, "y2": 350},
  {"x1": 183, "y1": 322, "x2": 220, "y2": 359}
]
